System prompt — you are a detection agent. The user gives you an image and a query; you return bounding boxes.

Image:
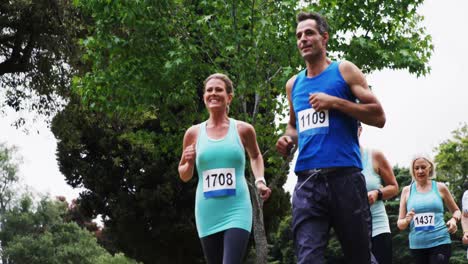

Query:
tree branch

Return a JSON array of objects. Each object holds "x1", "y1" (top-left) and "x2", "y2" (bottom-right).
[{"x1": 0, "y1": 60, "x2": 30, "y2": 75}]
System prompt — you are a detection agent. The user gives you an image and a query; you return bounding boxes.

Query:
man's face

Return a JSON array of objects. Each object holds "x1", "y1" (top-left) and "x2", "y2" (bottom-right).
[{"x1": 296, "y1": 19, "x2": 328, "y2": 60}]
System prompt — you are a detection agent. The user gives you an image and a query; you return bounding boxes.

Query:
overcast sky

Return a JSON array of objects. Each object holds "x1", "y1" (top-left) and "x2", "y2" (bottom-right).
[{"x1": 1, "y1": 0, "x2": 467, "y2": 199}]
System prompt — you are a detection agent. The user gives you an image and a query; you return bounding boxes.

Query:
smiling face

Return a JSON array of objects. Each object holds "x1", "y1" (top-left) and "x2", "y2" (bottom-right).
[
  {"x1": 412, "y1": 158, "x2": 432, "y2": 182},
  {"x1": 296, "y1": 19, "x2": 328, "y2": 61},
  {"x1": 203, "y1": 78, "x2": 232, "y2": 112}
]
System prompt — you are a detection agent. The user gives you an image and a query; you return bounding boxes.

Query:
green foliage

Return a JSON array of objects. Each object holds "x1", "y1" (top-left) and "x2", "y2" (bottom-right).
[
  {"x1": 269, "y1": 214, "x2": 295, "y2": 264},
  {"x1": 51, "y1": 99, "x2": 204, "y2": 263},
  {"x1": 434, "y1": 123, "x2": 468, "y2": 261},
  {"x1": 0, "y1": 0, "x2": 86, "y2": 122},
  {"x1": 449, "y1": 240, "x2": 468, "y2": 264},
  {"x1": 0, "y1": 196, "x2": 139, "y2": 264},
  {"x1": 435, "y1": 123, "x2": 468, "y2": 202},
  {"x1": 74, "y1": 0, "x2": 188, "y2": 117},
  {"x1": 0, "y1": 143, "x2": 21, "y2": 214},
  {"x1": 393, "y1": 166, "x2": 413, "y2": 188},
  {"x1": 315, "y1": 0, "x2": 432, "y2": 76}
]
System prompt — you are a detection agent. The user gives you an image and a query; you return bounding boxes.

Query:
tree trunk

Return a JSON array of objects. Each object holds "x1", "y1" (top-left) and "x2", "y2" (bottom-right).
[{"x1": 249, "y1": 184, "x2": 268, "y2": 264}]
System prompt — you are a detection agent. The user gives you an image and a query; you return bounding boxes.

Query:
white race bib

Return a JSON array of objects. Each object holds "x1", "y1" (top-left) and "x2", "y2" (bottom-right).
[
  {"x1": 202, "y1": 168, "x2": 236, "y2": 198},
  {"x1": 297, "y1": 108, "x2": 329, "y2": 133},
  {"x1": 413, "y1": 212, "x2": 435, "y2": 231}
]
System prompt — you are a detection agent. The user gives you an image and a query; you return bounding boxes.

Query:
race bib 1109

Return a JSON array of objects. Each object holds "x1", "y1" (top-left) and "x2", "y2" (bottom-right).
[{"x1": 297, "y1": 108, "x2": 329, "y2": 134}]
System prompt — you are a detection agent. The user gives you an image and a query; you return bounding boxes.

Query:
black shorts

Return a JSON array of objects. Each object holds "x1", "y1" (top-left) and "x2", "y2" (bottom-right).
[
  {"x1": 200, "y1": 228, "x2": 250, "y2": 264},
  {"x1": 411, "y1": 243, "x2": 451, "y2": 264},
  {"x1": 292, "y1": 167, "x2": 376, "y2": 264}
]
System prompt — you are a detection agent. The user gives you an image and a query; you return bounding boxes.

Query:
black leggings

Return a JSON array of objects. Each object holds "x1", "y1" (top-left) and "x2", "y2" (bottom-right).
[
  {"x1": 200, "y1": 228, "x2": 250, "y2": 264},
  {"x1": 411, "y1": 243, "x2": 451, "y2": 264},
  {"x1": 371, "y1": 232, "x2": 392, "y2": 264}
]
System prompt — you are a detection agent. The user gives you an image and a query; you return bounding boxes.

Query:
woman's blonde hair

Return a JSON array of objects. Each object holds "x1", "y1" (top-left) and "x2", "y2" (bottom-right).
[
  {"x1": 410, "y1": 154, "x2": 436, "y2": 179},
  {"x1": 203, "y1": 73, "x2": 234, "y2": 95}
]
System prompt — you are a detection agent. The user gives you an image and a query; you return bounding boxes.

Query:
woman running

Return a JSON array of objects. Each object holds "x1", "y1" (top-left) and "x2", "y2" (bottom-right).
[
  {"x1": 178, "y1": 73, "x2": 271, "y2": 264},
  {"x1": 397, "y1": 154, "x2": 461, "y2": 264},
  {"x1": 358, "y1": 122, "x2": 398, "y2": 264}
]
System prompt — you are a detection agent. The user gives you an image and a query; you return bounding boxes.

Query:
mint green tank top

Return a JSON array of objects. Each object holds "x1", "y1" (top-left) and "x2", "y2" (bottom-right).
[
  {"x1": 195, "y1": 118, "x2": 252, "y2": 238},
  {"x1": 361, "y1": 149, "x2": 390, "y2": 237},
  {"x1": 407, "y1": 181, "x2": 451, "y2": 249}
]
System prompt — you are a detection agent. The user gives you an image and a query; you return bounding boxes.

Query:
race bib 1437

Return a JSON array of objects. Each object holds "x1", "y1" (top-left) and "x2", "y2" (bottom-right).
[
  {"x1": 202, "y1": 168, "x2": 236, "y2": 198},
  {"x1": 413, "y1": 212, "x2": 435, "y2": 231}
]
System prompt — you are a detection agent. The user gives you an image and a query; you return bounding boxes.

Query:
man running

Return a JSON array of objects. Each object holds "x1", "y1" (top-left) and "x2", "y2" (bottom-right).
[{"x1": 276, "y1": 11, "x2": 385, "y2": 264}]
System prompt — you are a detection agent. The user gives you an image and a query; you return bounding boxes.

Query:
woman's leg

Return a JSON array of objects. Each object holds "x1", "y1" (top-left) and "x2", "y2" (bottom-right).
[
  {"x1": 371, "y1": 232, "x2": 392, "y2": 264},
  {"x1": 200, "y1": 231, "x2": 224, "y2": 264},
  {"x1": 428, "y1": 244, "x2": 451, "y2": 264},
  {"x1": 223, "y1": 228, "x2": 250, "y2": 264},
  {"x1": 411, "y1": 248, "x2": 429, "y2": 264}
]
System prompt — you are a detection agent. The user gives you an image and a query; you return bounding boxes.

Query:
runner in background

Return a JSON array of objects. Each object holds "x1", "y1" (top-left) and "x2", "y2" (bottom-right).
[
  {"x1": 358, "y1": 122, "x2": 398, "y2": 264},
  {"x1": 461, "y1": 182, "x2": 468, "y2": 245},
  {"x1": 179, "y1": 73, "x2": 271, "y2": 264},
  {"x1": 397, "y1": 154, "x2": 461, "y2": 264}
]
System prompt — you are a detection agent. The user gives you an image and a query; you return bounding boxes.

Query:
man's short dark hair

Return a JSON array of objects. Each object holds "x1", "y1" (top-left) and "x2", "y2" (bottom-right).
[{"x1": 296, "y1": 11, "x2": 329, "y2": 35}]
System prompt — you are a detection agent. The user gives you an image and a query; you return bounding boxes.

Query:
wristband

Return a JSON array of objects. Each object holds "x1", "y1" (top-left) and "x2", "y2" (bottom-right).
[
  {"x1": 255, "y1": 177, "x2": 266, "y2": 187},
  {"x1": 399, "y1": 217, "x2": 410, "y2": 224},
  {"x1": 377, "y1": 189, "x2": 383, "y2": 200}
]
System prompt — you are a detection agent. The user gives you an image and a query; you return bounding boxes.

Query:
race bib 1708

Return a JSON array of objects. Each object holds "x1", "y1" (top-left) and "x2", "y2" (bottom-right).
[
  {"x1": 413, "y1": 212, "x2": 435, "y2": 231},
  {"x1": 202, "y1": 168, "x2": 236, "y2": 198},
  {"x1": 297, "y1": 108, "x2": 329, "y2": 134}
]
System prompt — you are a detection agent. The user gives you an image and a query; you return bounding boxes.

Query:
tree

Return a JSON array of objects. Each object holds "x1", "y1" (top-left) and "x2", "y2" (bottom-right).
[
  {"x1": 58, "y1": 0, "x2": 433, "y2": 263},
  {"x1": 0, "y1": 0, "x2": 85, "y2": 122},
  {"x1": 0, "y1": 143, "x2": 20, "y2": 215},
  {"x1": 434, "y1": 123, "x2": 468, "y2": 263},
  {"x1": 52, "y1": 99, "x2": 205, "y2": 263},
  {"x1": 435, "y1": 123, "x2": 468, "y2": 202},
  {"x1": 268, "y1": 214, "x2": 295, "y2": 264},
  {"x1": 0, "y1": 143, "x2": 21, "y2": 264},
  {"x1": 0, "y1": 195, "x2": 139, "y2": 264}
]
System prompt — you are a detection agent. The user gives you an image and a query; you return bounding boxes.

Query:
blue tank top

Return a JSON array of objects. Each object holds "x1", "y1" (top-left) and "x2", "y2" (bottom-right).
[
  {"x1": 291, "y1": 61, "x2": 361, "y2": 172},
  {"x1": 406, "y1": 181, "x2": 451, "y2": 249},
  {"x1": 361, "y1": 149, "x2": 390, "y2": 237},
  {"x1": 195, "y1": 118, "x2": 252, "y2": 238}
]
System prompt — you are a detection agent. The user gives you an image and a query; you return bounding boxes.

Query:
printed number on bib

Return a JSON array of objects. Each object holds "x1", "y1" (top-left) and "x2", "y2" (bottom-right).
[
  {"x1": 413, "y1": 212, "x2": 435, "y2": 231},
  {"x1": 298, "y1": 108, "x2": 329, "y2": 133},
  {"x1": 203, "y1": 168, "x2": 236, "y2": 198}
]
